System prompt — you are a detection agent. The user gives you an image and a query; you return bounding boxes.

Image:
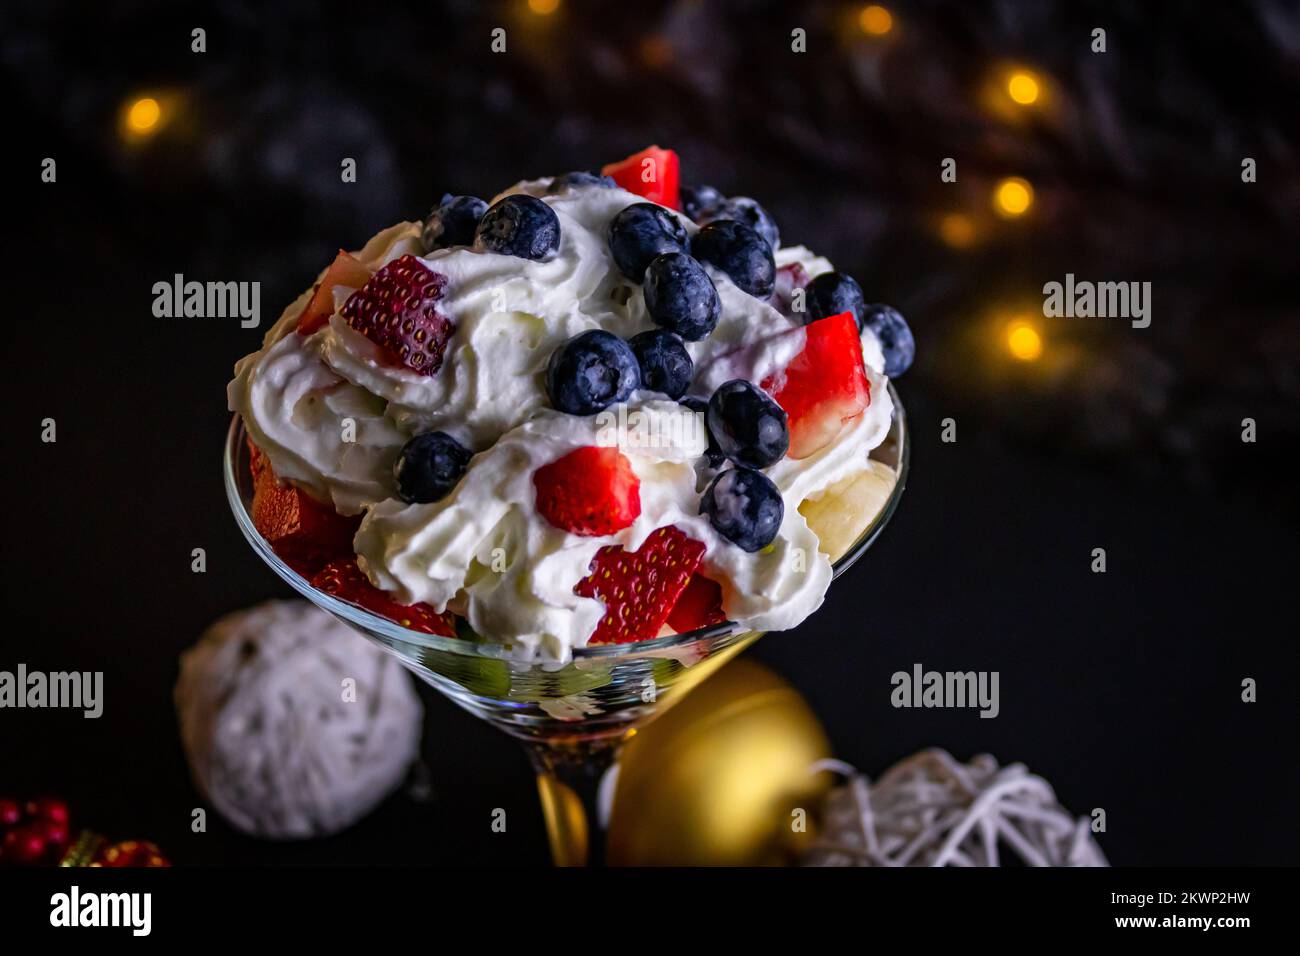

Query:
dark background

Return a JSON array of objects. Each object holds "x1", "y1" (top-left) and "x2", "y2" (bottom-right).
[{"x1": 2, "y1": 0, "x2": 1298, "y2": 866}]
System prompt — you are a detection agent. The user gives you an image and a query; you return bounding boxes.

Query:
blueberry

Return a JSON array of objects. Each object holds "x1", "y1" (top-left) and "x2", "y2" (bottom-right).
[
  {"x1": 700, "y1": 467, "x2": 784, "y2": 552},
  {"x1": 805, "y1": 271, "x2": 867, "y2": 328},
  {"x1": 706, "y1": 380, "x2": 788, "y2": 468},
  {"x1": 681, "y1": 183, "x2": 725, "y2": 221},
  {"x1": 629, "y1": 329, "x2": 693, "y2": 399},
  {"x1": 474, "y1": 194, "x2": 561, "y2": 261},
  {"x1": 423, "y1": 194, "x2": 488, "y2": 251},
  {"x1": 691, "y1": 220, "x2": 776, "y2": 298},
  {"x1": 548, "y1": 171, "x2": 616, "y2": 192},
  {"x1": 546, "y1": 330, "x2": 641, "y2": 415},
  {"x1": 643, "y1": 252, "x2": 721, "y2": 341},
  {"x1": 608, "y1": 202, "x2": 689, "y2": 281},
  {"x1": 680, "y1": 396, "x2": 724, "y2": 466},
  {"x1": 394, "y1": 431, "x2": 473, "y2": 504},
  {"x1": 861, "y1": 304, "x2": 915, "y2": 377},
  {"x1": 700, "y1": 196, "x2": 780, "y2": 250}
]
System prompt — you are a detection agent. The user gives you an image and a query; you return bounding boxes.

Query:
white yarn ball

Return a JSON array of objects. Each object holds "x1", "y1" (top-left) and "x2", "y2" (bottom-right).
[
  {"x1": 804, "y1": 749, "x2": 1108, "y2": 867},
  {"x1": 175, "y1": 600, "x2": 423, "y2": 839}
]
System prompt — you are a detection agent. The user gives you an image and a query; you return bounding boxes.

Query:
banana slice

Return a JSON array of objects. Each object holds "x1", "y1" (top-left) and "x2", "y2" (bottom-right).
[{"x1": 798, "y1": 460, "x2": 898, "y2": 563}]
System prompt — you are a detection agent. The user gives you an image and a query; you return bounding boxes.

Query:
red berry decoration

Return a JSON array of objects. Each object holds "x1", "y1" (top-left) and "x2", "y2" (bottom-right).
[
  {"x1": 27, "y1": 796, "x2": 70, "y2": 826},
  {"x1": 0, "y1": 798, "x2": 20, "y2": 828},
  {"x1": 0, "y1": 795, "x2": 168, "y2": 867},
  {"x1": 311, "y1": 558, "x2": 456, "y2": 636},
  {"x1": 0, "y1": 795, "x2": 66, "y2": 865},
  {"x1": 37, "y1": 818, "x2": 70, "y2": 851},
  {"x1": 2, "y1": 824, "x2": 49, "y2": 865},
  {"x1": 533, "y1": 446, "x2": 642, "y2": 537},
  {"x1": 92, "y1": 840, "x2": 170, "y2": 868},
  {"x1": 574, "y1": 525, "x2": 705, "y2": 644},
  {"x1": 340, "y1": 254, "x2": 455, "y2": 376}
]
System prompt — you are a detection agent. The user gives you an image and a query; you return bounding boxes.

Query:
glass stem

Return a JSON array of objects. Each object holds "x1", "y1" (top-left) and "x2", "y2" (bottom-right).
[{"x1": 525, "y1": 733, "x2": 629, "y2": 866}]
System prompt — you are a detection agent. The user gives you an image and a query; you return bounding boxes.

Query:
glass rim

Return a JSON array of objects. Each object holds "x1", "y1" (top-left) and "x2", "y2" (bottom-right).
[{"x1": 223, "y1": 384, "x2": 908, "y2": 661}]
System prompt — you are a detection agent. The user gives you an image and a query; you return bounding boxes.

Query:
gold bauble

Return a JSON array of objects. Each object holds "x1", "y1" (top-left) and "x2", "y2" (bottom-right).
[{"x1": 606, "y1": 657, "x2": 832, "y2": 866}]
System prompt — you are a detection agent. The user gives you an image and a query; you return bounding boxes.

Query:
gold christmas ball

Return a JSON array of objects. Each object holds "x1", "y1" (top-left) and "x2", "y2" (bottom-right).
[{"x1": 606, "y1": 656, "x2": 832, "y2": 866}]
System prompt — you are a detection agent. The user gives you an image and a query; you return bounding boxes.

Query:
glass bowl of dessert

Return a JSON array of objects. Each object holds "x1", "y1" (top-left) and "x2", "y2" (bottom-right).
[{"x1": 223, "y1": 147, "x2": 914, "y2": 864}]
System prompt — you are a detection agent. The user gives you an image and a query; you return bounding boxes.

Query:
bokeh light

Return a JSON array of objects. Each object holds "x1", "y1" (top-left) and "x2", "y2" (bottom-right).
[
  {"x1": 858, "y1": 5, "x2": 893, "y2": 36},
  {"x1": 993, "y1": 177, "x2": 1034, "y2": 218},
  {"x1": 639, "y1": 35, "x2": 673, "y2": 68},
  {"x1": 1007, "y1": 71, "x2": 1040, "y2": 105},
  {"x1": 1006, "y1": 320, "x2": 1044, "y2": 361},
  {"x1": 939, "y1": 213, "x2": 976, "y2": 248},
  {"x1": 126, "y1": 97, "x2": 161, "y2": 133},
  {"x1": 527, "y1": 0, "x2": 560, "y2": 15}
]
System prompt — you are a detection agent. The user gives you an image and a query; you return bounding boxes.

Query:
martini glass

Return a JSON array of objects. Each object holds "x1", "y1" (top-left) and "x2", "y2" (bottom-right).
[{"x1": 224, "y1": 387, "x2": 908, "y2": 865}]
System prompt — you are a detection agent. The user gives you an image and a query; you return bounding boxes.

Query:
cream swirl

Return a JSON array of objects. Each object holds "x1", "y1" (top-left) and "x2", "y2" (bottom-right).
[
  {"x1": 229, "y1": 332, "x2": 407, "y2": 515},
  {"x1": 353, "y1": 401, "x2": 832, "y2": 661}
]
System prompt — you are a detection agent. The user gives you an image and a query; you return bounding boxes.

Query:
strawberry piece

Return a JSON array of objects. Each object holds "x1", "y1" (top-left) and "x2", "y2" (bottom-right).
[
  {"x1": 297, "y1": 250, "x2": 373, "y2": 334},
  {"x1": 533, "y1": 446, "x2": 641, "y2": 537},
  {"x1": 666, "y1": 572, "x2": 728, "y2": 633},
  {"x1": 247, "y1": 434, "x2": 269, "y2": 484},
  {"x1": 574, "y1": 526, "x2": 705, "y2": 644},
  {"x1": 311, "y1": 558, "x2": 456, "y2": 636},
  {"x1": 251, "y1": 454, "x2": 360, "y2": 577},
  {"x1": 339, "y1": 254, "x2": 454, "y2": 376},
  {"x1": 761, "y1": 311, "x2": 871, "y2": 459},
  {"x1": 602, "y1": 145, "x2": 681, "y2": 210}
]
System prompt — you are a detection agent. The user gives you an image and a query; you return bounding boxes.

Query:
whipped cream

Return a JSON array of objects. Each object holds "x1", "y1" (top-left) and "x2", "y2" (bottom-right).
[{"x1": 229, "y1": 178, "x2": 896, "y2": 661}]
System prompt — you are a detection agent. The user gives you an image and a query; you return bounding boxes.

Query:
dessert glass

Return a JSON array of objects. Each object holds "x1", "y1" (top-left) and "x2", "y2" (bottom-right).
[{"x1": 223, "y1": 386, "x2": 908, "y2": 865}]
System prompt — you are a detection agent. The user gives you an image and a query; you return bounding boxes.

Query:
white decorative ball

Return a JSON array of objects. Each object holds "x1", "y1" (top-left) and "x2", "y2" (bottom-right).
[
  {"x1": 804, "y1": 749, "x2": 1108, "y2": 867},
  {"x1": 175, "y1": 600, "x2": 423, "y2": 839}
]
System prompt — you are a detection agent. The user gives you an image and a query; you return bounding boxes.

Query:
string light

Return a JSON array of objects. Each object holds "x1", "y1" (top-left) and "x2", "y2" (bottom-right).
[
  {"x1": 858, "y1": 5, "x2": 893, "y2": 36},
  {"x1": 1007, "y1": 71, "x2": 1040, "y2": 105},
  {"x1": 993, "y1": 177, "x2": 1034, "y2": 218},
  {"x1": 126, "y1": 97, "x2": 161, "y2": 133},
  {"x1": 527, "y1": 0, "x2": 559, "y2": 15},
  {"x1": 939, "y1": 213, "x2": 976, "y2": 249},
  {"x1": 1005, "y1": 319, "x2": 1044, "y2": 361}
]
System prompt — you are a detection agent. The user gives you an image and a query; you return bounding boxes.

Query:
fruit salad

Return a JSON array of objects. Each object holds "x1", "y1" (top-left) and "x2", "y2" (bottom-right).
[{"x1": 229, "y1": 147, "x2": 914, "y2": 661}]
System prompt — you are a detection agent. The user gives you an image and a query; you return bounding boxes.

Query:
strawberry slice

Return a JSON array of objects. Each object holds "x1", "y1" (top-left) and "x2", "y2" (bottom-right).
[
  {"x1": 761, "y1": 311, "x2": 871, "y2": 459},
  {"x1": 574, "y1": 526, "x2": 706, "y2": 644},
  {"x1": 340, "y1": 254, "x2": 454, "y2": 376},
  {"x1": 297, "y1": 250, "x2": 373, "y2": 335},
  {"x1": 533, "y1": 446, "x2": 641, "y2": 537},
  {"x1": 666, "y1": 572, "x2": 728, "y2": 633},
  {"x1": 310, "y1": 558, "x2": 455, "y2": 636},
  {"x1": 602, "y1": 145, "x2": 681, "y2": 210},
  {"x1": 251, "y1": 453, "x2": 360, "y2": 577}
]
